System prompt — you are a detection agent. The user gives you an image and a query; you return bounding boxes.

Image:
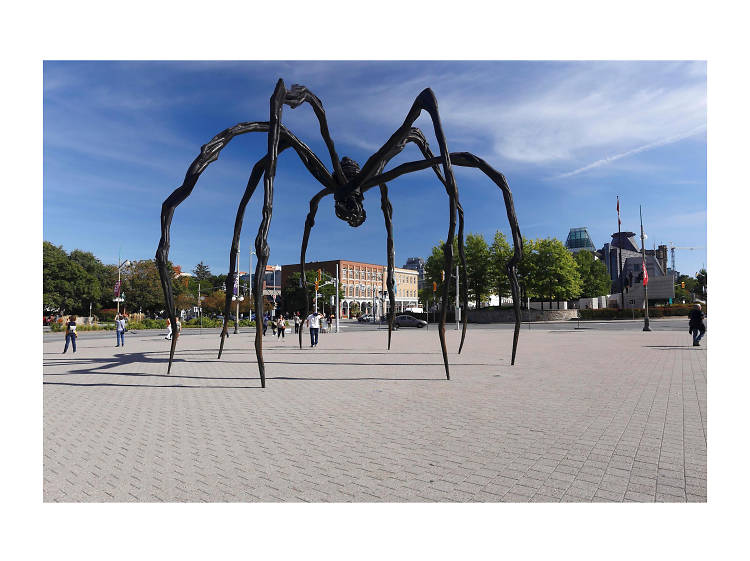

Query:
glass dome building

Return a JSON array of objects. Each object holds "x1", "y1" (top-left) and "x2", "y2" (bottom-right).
[{"x1": 565, "y1": 227, "x2": 596, "y2": 253}]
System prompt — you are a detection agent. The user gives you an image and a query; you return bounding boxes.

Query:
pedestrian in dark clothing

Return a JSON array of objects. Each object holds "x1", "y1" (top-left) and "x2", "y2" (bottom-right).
[
  {"x1": 63, "y1": 315, "x2": 77, "y2": 353},
  {"x1": 277, "y1": 315, "x2": 286, "y2": 340},
  {"x1": 294, "y1": 312, "x2": 300, "y2": 334},
  {"x1": 262, "y1": 314, "x2": 268, "y2": 336},
  {"x1": 271, "y1": 316, "x2": 277, "y2": 336},
  {"x1": 688, "y1": 304, "x2": 706, "y2": 346}
]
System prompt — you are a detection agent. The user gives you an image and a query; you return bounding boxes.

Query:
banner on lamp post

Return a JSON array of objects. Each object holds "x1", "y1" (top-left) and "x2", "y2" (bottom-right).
[{"x1": 114, "y1": 280, "x2": 121, "y2": 297}]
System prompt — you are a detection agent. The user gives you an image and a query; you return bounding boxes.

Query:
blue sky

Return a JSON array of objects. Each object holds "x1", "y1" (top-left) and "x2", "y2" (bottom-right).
[{"x1": 43, "y1": 61, "x2": 707, "y2": 277}]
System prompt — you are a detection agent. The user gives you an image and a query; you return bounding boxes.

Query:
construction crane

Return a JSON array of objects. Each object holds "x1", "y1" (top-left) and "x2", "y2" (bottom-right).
[{"x1": 668, "y1": 243, "x2": 705, "y2": 276}]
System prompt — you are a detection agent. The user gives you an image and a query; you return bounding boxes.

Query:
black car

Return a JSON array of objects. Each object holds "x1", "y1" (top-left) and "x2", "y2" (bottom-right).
[{"x1": 393, "y1": 315, "x2": 427, "y2": 328}]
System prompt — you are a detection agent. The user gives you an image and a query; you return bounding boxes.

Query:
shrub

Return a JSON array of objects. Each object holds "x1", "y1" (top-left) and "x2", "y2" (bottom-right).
[
  {"x1": 578, "y1": 304, "x2": 706, "y2": 320},
  {"x1": 98, "y1": 308, "x2": 117, "y2": 322},
  {"x1": 50, "y1": 323, "x2": 114, "y2": 332}
]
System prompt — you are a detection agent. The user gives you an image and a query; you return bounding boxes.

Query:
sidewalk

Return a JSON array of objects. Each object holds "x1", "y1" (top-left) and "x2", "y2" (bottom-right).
[{"x1": 43, "y1": 326, "x2": 706, "y2": 502}]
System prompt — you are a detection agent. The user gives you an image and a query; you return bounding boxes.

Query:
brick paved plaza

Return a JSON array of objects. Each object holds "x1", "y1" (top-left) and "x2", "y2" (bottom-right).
[{"x1": 43, "y1": 324, "x2": 706, "y2": 502}]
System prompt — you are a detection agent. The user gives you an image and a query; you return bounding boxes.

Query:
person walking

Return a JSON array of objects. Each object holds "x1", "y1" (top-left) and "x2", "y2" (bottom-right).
[
  {"x1": 165, "y1": 317, "x2": 172, "y2": 340},
  {"x1": 62, "y1": 315, "x2": 77, "y2": 353},
  {"x1": 115, "y1": 314, "x2": 127, "y2": 347},
  {"x1": 175, "y1": 316, "x2": 182, "y2": 338},
  {"x1": 688, "y1": 303, "x2": 706, "y2": 346},
  {"x1": 262, "y1": 314, "x2": 269, "y2": 336},
  {"x1": 294, "y1": 312, "x2": 301, "y2": 334},
  {"x1": 276, "y1": 314, "x2": 286, "y2": 340},
  {"x1": 271, "y1": 315, "x2": 277, "y2": 336},
  {"x1": 306, "y1": 311, "x2": 322, "y2": 348}
]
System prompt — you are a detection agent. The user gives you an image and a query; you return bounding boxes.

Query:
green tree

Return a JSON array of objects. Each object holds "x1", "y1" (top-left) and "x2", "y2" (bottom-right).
[
  {"x1": 489, "y1": 231, "x2": 513, "y2": 303},
  {"x1": 122, "y1": 259, "x2": 164, "y2": 313},
  {"x1": 675, "y1": 273, "x2": 699, "y2": 303},
  {"x1": 424, "y1": 238, "x2": 459, "y2": 304},
  {"x1": 574, "y1": 250, "x2": 612, "y2": 298},
  {"x1": 517, "y1": 237, "x2": 539, "y2": 305},
  {"x1": 534, "y1": 238, "x2": 582, "y2": 304},
  {"x1": 696, "y1": 268, "x2": 707, "y2": 300},
  {"x1": 43, "y1": 241, "x2": 95, "y2": 314},
  {"x1": 281, "y1": 270, "x2": 343, "y2": 315},
  {"x1": 192, "y1": 261, "x2": 212, "y2": 281},
  {"x1": 464, "y1": 233, "x2": 492, "y2": 308}
]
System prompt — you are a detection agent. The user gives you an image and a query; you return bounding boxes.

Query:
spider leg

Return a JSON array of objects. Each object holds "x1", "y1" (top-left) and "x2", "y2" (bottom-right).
[
  {"x1": 394, "y1": 133, "x2": 470, "y2": 354},
  {"x1": 252, "y1": 79, "x2": 287, "y2": 388},
  {"x1": 379, "y1": 184, "x2": 397, "y2": 347},
  {"x1": 370, "y1": 127, "x2": 469, "y2": 355},
  {"x1": 156, "y1": 120, "x2": 333, "y2": 374},
  {"x1": 353, "y1": 90, "x2": 460, "y2": 380},
  {"x1": 361, "y1": 151, "x2": 523, "y2": 366},
  {"x1": 218, "y1": 155, "x2": 268, "y2": 359},
  {"x1": 297, "y1": 187, "x2": 335, "y2": 349},
  {"x1": 284, "y1": 85, "x2": 346, "y2": 185}
]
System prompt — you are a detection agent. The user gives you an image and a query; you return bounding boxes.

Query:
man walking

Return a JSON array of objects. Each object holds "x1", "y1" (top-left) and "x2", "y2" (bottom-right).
[
  {"x1": 688, "y1": 303, "x2": 706, "y2": 346},
  {"x1": 306, "y1": 310, "x2": 322, "y2": 348},
  {"x1": 294, "y1": 312, "x2": 301, "y2": 334}
]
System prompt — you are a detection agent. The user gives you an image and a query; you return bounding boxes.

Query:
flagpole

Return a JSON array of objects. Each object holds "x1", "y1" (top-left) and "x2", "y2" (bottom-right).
[
  {"x1": 617, "y1": 196, "x2": 625, "y2": 310},
  {"x1": 640, "y1": 205, "x2": 651, "y2": 331}
]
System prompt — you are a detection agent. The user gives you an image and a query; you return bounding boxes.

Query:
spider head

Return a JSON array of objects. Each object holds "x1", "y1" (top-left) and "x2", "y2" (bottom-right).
[
  {"x1": 335, "y1": 189, "x2": 366, "y2": 227},
  {"x1": 334, "y1": 157, "x2": 366, "y2": 227}
]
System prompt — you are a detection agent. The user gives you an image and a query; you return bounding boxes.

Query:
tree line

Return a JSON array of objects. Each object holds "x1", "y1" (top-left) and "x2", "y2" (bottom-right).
[
  {"x1": 419, "y1": 232, "x2": 612, "y2": 307},
  {"x1": 43, "y1": 242, "x2": 257, "y2": 318}
]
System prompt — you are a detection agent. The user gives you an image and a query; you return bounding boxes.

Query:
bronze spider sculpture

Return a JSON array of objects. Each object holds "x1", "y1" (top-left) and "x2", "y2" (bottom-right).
[{"x1": 156, "y1": 79, "x2": 522, "y2": 388}]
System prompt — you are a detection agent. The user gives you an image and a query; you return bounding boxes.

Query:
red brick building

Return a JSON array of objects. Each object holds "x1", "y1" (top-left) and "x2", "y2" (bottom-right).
[{"x1": 281, "y1": 259, "x2": 418, "y2": 318}]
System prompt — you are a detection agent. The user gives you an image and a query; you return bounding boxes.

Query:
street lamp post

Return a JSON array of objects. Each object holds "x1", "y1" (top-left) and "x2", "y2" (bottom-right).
[
  {"x1": 455, "y1": 264, "x2": 460, "y2": 331},
  {"x1": 232, "y1": 243, "x2": 242, "y2": 334},
  {"x1": 249, "y1": 249, "x2": 256, "y2": 323},
  {"x1": 114, "y1": 257, "x2": 131, "y2": 316},
  {"x1": 641, "y1": 205, "x2": 651, "y2": 332}
]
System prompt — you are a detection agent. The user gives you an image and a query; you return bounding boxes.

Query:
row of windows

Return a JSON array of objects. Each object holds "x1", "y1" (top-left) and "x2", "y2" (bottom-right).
[
  {"x1": 340, "y1": 266, "x2": 417, "y2": 282},
  {"x1": 342, "y1": 267, "x2": 383, "y2": 281},
  {"x1": 343, "y1": 285, "x2": 418, "y2": 298}
]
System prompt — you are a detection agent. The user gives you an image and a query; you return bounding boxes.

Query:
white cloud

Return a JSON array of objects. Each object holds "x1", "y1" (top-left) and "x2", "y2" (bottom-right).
[
  {"x1": 307, "y1": 61, "x2": 706, "y2": 177},
  {"x1": 554, "y1": 124, "x2": 706, "y2": 178}
]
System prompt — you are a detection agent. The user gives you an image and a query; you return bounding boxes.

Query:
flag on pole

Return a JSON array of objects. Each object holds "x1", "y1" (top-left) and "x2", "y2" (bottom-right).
[
  {"x1": 642, "y1": 260, "x2": 649, "y2": 286},
  {"x1": 617, "y1": 196, "x2": 621, "y2": 226}
]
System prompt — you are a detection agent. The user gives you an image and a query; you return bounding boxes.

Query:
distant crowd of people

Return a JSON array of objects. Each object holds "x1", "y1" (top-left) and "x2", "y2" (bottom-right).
[
  {"x1": 261, "y1": 311, "x2": 334, "y2": 347},
  {"x1": 60, "y1": 310, "x2": 338, "y2": 353}
]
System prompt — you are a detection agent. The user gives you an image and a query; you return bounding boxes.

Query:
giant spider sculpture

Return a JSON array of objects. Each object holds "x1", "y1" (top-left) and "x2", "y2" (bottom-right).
[{"x1": 156, "y1": 79, "x2": 522, "y2": 388}]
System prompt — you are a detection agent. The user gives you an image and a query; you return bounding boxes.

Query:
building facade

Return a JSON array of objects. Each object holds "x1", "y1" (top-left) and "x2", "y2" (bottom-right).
[
  {"x1": 599, "y1": 232, "x2": 674, "y2": 306},
  {"x1": 402, "y1": 257, "x2": 426, "y2": 290},
  {"x1": 281, "y1": 259, "x2": 419, "y2": 318}
]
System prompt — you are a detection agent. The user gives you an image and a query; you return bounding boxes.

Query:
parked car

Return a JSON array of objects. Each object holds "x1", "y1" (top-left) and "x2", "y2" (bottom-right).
[
  {"x1": 358, "y1": 314, "x2": 374, "y2": 323},
  {"x1": 393, "y1": 315, "x2": 427, "y2": 329}
]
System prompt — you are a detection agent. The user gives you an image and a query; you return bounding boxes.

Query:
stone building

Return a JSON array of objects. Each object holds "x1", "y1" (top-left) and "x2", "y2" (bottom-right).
[{"x1": 281, "y1": 259, "x2": 419, "y2": 318}]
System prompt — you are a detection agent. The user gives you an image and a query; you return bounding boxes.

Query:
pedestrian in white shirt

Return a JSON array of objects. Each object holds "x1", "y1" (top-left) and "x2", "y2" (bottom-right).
[{"x1": 305, "y1": 311, "x2": 322, "y2": 347}]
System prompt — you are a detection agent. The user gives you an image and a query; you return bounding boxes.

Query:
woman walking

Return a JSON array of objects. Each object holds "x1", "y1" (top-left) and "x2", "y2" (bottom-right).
[
  {"x1": 115, "y1": 314, "x2": 127, "y2": 347},
  {"x1": 688, "y1": 304, "x2": 706, "y2": 346},
  {"x1": 62, "y1": 315, "x2": 77, "y2": 353}
]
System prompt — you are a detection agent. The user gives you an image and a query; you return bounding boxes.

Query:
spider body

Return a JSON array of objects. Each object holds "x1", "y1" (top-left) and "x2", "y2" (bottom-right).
[
  {"x1": 334, "y1": 157, "x2": 366, "y2": 226},
  {"x1": 156, "y1": 79, "x2": 523, "y2": 388}
]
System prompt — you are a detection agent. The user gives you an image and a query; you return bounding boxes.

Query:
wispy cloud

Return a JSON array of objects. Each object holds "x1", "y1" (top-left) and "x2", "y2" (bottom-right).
[
  {"x1": 296, "y1": 61, "x2": 706, "y2": 178},
  {"x1": 554, "y1": 125, "x2": 706, "y2": 179}
]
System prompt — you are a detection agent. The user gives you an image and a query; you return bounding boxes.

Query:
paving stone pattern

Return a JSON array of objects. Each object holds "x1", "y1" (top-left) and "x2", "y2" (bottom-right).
[{"x1": 43, "y1": 325, "x2": 706, "y2": 502}]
